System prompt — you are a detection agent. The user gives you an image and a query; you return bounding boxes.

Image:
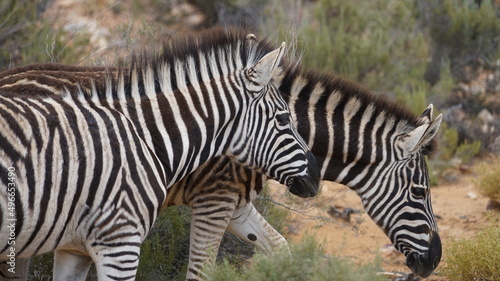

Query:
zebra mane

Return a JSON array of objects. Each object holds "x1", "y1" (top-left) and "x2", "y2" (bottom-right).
[
  {"x1": 117, "y1": 27, "x2": 276, "y2": 93},
  {"x1": 280, "y1": 65, "x2": 438, "y2": 156},
  {"x1": 159, "y1": 27, "x2": 275, "y2": 69},
  {"x1": 40, "y1": 27, "x2": 276, "y2": 100}
]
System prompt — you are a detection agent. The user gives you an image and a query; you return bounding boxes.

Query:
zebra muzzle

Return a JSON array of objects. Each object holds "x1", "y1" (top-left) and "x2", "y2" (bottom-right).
[
  {"x1": 405, "y1": 230, "x2": 442, "y2": 278},
  {"x1": 287, "y1": 152, "x2": 320, "y2": 198}
]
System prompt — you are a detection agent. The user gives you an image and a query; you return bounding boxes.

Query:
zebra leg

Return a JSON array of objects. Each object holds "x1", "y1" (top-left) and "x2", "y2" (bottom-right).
[
  {"x1": 186, "y1": 198, "x2": 238, "y2": 280},
  {"x1": 0, "y1": 258, "x2": 30, "y2": 281},
  {"x1": 92, "y1": 245, "x2": 141, "y2": 281},
  {"x1": 227, "y1": 203, "x2": 290, "y2": 255},
  {"x1": 53, "y1": 250, "x2": 92, "y2": 281}
]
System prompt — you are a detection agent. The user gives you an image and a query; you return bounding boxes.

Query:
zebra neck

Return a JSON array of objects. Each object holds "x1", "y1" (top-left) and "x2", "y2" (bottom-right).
[
  {"x1": 278, "y1": 68, "x2": 419, "y2": 191},
  {"x1": 93, "y1": 64, "x2": 244, "y2": 186}
]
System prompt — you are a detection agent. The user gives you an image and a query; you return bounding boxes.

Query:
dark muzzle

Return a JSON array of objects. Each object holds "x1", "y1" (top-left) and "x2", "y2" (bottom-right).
[
  {"x1": 288, "y1": 151, "x2": 320, "y2": 198},
  {"x1": 406, "y1": 230, "x2": 442, "y2": 278}
]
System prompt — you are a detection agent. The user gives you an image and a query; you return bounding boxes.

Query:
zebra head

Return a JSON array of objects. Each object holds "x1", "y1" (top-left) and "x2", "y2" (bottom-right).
[
  {"x1": 230, "y1": 41, "x2": 320, "y2": 198},
  {"x1": 363, "y1": 105, "x2": 443, "y2": 277}
]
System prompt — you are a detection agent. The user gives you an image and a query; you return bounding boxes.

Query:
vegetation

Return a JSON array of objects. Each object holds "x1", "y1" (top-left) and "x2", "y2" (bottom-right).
[
  {"x1": 0, "y1": 0, "x2": 39, "y2": 67},
  {"x1": 429, "y1": 123, "x2": 482, "y2": 184},
  {"x1": 474, "y1": 156, "x2": 500, "y2": 203},
  {"x1": 135, "y1": 207, "x2": 191, "y2": 281},
  {"x1": 419, "y1": 0, "x2": 500, "y2": 84},
  {"x1": 203, "y1": 235, "x2": 384, "y2": 281},
  {"x1": 0, "y1": 0, "x2": 91, "y2": 68},
  {"x1": 442, "y1": 217, "x2": 500, "y2": 281},
  {"x1": 299, "y1": 0, "x2": 428, "y2": 93}
]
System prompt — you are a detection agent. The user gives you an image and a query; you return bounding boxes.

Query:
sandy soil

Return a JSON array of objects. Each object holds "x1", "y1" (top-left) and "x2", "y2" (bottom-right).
[{"x1": 267, "y1": 170, "x2": 496, "y2": 280}]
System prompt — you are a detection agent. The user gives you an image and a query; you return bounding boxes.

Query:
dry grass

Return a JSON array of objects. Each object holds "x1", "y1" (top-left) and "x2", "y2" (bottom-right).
[
  {"x1": 475, "y1": 156, "x2": 500, "y2": 203},
  {"x1": 442, "y1": 217, "x2": 500, "y2": 280}
]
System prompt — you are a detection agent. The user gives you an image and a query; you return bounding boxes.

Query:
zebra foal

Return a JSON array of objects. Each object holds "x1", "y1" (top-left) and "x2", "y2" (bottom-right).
[{"x1": 0, "y1": 28, "x2": 320, "y2": 280}]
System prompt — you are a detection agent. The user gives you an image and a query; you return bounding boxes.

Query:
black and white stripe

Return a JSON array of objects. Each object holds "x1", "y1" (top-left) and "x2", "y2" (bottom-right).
[
  {"x1": 280, "y1": 67, "x2": 442, "y2": 278},
  {"x1": 0, "y1": 30, "x2": 442, "y2": 280},
  {"x1": 0, "y1": 28, "x2": 320, "y2": 281}
]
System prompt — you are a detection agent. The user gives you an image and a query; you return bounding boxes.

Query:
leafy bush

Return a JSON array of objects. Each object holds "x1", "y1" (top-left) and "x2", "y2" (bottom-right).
[
  {"x1": 293, "y1": 0, "x2": 429, "y2": 92},
  {"x1": 475, "y1": 156, "x2": 500, "y2": 202},
  {"x1": 203, "y1": 235, "x2": 383, "y2": 281},
  {"x1": 135, "y1": 206, "x2": 191, "y2": 281},
  {"x1": 0, "y1": 0, "x2": 38, "y2": 67},
  {"x1": 419, "y1": 0, "x2": 500, "y2": 83},
  {"x1": 0, "y1": 0, "x2": 91, "y2": 68},
  {"x1": 429, "y1": 122, "x2": 481, "y2": 184},
  {"x1": 442, "y1": 217, "x2": 500, "y2": 280},
  {"x1": 28, "y1": 253, "x2": 53, "y2": 280},
  {"x1": 437, "y1": 123, "x2": 481, "y2": 164}
]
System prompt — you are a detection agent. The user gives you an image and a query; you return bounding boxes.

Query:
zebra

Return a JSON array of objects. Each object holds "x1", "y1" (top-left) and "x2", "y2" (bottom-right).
[
  {"x1": 0, "y1": 28, "x2": 321, "y2": 280},
  {"x1": 0, "y1": 32, "x2": 442, "y2": 280},
  {"x1": 171, "y1": 66, "x2": 444, "y2": 279}
]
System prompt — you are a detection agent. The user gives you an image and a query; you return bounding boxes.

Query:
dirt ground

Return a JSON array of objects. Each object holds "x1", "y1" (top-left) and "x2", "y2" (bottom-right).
[{"x1": 267, "y1": 169, "x2": 497, "y2": 281}]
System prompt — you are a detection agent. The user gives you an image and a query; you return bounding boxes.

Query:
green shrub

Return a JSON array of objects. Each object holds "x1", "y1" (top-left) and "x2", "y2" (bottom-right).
[
  {"x1": 0, "y1": 0, "x2": 91, "y2": 68},
  {"x1": 203, "y1": 235, "x2": 384, "y2": 281},
  {"x1": 475, "y1": 157, "x2": 500, "y2": 202},
  {"x1": 438, "y1": 123, "x2": 481, "y2": 164},
  {"x1": 136, "y1": 206, "x2": 191, "y2": 281},
  {"x1": 0, "y1": 0, "x2": 38, "y2": 67},
  {"x1": 28, "y1": 253, "x2": 53, "y2": 280},
  {"x1": 294, "y1": 0, "x2": 428, "y2": 92},
  {"x1": 429, "y1": 122, "x2": 481, "y2": 184},
  {"x1": 419, "y1": 0, "x2": 500, "y2": 83},
  {"x1": 442, "y1": 218, "x2": 500, "y2": 281},
  {"x1": 394, "y1": 80, "x2": 431, "y2": 116}
]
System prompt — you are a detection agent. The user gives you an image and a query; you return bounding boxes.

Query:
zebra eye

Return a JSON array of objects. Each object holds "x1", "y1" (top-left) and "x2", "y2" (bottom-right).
[
  {"x1": 276, "y1": 113, "x2": 290, "y2": 127},
  {"x1": 410, "y1": 186, "x2": 427, "y2": 199}
]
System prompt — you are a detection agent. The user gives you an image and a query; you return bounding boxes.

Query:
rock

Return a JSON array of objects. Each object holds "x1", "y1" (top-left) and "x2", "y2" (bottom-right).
[
  {"x1": 467, "y1": 191, "x2": 478, "y2": 200},
  {"x1": 486, "y1": 199, "x2": 500, "y2": 211},
  {"x1": 478, "y1": 108, "x2": 494, "y2": 124},
  {"x1": 376, "y1": 272, "x2": 420, "y2": 281},
  {"x1": 488, "y1": 136, "x2": 500, "y2": 154}
]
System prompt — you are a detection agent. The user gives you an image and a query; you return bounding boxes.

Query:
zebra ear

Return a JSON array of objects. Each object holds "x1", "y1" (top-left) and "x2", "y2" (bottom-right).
[
  {"x1": 418, "y1": 104, "x2": 434, "y2": 124},
  {"x1": 247, "y1": 42, "x2": 286, "y2": 89},
  {"x1": 245, "y1": 33, "x2": 258, "y2": 43},
  {"x1": 399, "y1": 114, "x2": 443, "y2": 154}
]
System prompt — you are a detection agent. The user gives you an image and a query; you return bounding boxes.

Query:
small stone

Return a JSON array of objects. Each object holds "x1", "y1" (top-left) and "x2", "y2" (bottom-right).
[
  {"x1": 477, "y1": 109, "x2": 494, "y2": 124},
  {"x1": 467, "y1": 192, "x2": 478, "y2": 199}
]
